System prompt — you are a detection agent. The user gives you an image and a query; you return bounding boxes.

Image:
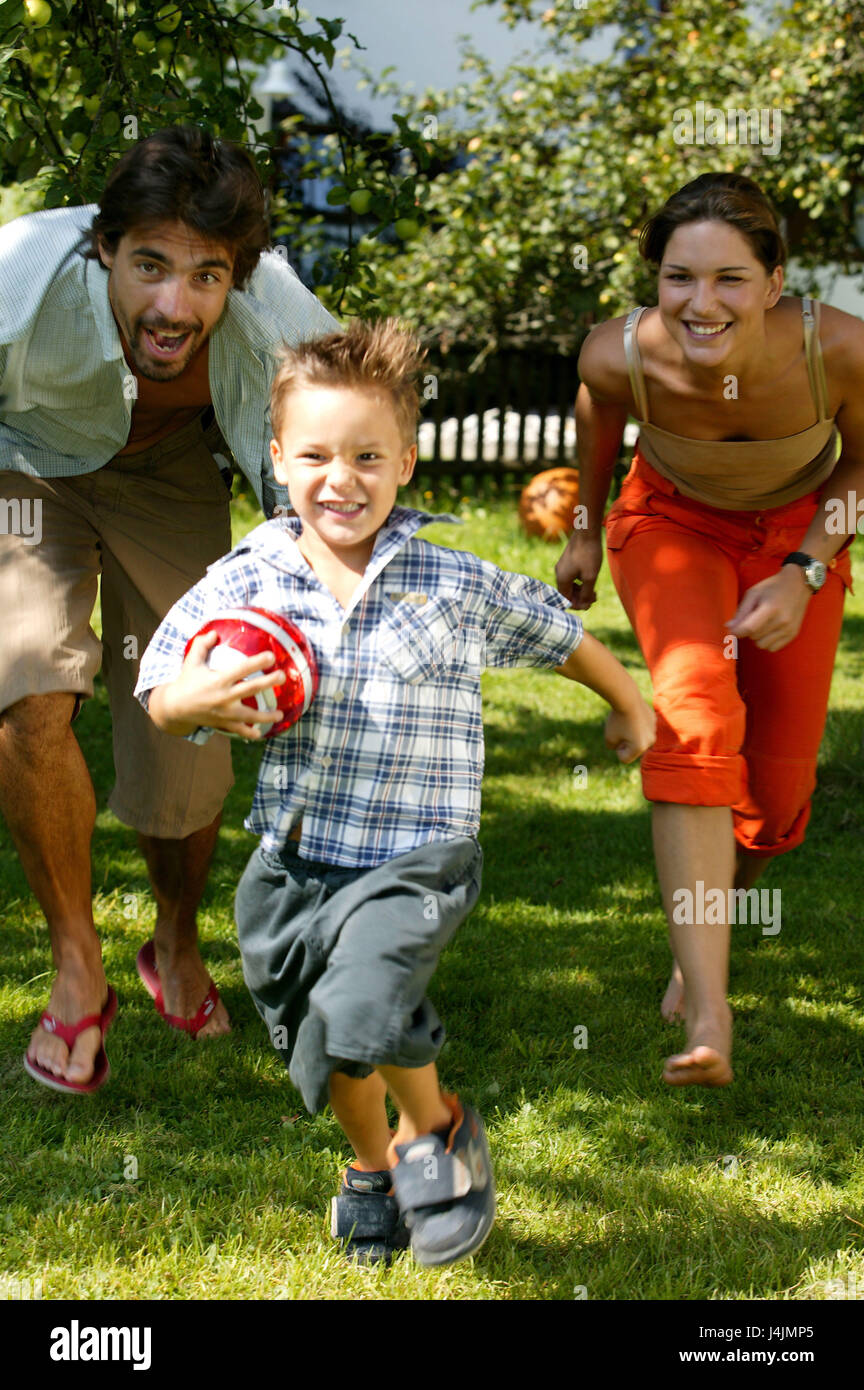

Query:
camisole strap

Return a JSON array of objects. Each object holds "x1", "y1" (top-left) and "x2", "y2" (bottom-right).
[
  {"x1": 801, "y1": 297, "x2": 830, "y2": 422},
  {"x1": 623, "y1": 306, "x2": 650, "y2": 423}
]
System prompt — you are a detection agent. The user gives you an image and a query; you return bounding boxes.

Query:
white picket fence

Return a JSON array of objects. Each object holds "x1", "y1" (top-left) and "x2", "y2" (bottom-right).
[{"x1": 417, "y1": 408, "x2": 639, "y2": 464}]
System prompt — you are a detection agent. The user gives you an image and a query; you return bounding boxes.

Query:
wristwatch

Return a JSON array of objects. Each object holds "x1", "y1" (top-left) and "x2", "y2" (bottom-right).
[{"x1": 781, "y1": 551, "x2": 827, "y2": 593}]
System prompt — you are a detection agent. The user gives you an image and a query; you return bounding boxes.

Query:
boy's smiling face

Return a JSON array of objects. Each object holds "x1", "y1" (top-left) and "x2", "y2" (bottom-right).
[{"x1": 270, "y1": 383, "x2": 417, "y2": 569}]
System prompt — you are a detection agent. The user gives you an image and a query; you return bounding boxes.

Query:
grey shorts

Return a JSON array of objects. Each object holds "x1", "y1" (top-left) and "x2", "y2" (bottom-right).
[{"x1": 234, "y1": 834, "x2": 484, "y2": 1113}]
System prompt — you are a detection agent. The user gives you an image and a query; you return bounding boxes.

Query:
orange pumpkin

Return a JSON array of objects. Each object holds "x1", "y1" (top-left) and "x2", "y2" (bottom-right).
[{"x1": 518, "y1": 467, "x2": 581, "y2": 541}]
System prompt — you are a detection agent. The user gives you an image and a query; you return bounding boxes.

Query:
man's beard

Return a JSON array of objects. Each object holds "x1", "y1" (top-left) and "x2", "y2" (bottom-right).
[{"x1": 129, "y1": 319, "x2": 201, "y2": 380}]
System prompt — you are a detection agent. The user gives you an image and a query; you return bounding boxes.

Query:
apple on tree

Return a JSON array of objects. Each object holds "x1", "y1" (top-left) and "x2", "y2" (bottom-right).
[
  {"x1": 155, "y1": 4, "x2": 182, "y2": 33},
  {"x1": 24, "y1": 0, "x2": 52, "y2": 26},
  {"x1": 394, "y1": 218, "x2": 420, "y2": 240},
  {"x1": 349, "y1": 189, "x2": 373, "y2": 216}
]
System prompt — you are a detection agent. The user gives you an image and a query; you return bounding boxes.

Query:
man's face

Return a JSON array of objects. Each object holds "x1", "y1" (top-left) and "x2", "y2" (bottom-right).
[{"x1": 97, "y1": 221, "x2": 236, "y2": 381}]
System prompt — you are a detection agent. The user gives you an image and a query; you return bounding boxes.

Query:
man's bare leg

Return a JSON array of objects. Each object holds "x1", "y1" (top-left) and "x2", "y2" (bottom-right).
[
  {"x1": 137, "y1": 815, "x2": 231, "y2": 1036},
  {"x1": 661, "y1": 846, "x2": 770, "y2": 1022},
  {"x1": 0, "y1": 694, "x2": 107, "y2": 1085},
  {"x1": 653, "y1": 802, "x2": 735, "y2": 1086}
]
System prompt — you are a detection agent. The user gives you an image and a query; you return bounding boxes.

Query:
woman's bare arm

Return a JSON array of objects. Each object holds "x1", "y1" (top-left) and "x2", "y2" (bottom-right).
[{"x1": 555, "y1": 319, "x2": 632, "y2": 608}]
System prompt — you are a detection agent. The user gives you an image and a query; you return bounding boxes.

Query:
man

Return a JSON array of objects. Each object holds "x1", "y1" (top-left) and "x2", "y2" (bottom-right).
[{"x1": 0, "y1": 125, "x2": 339, "y2": 1092}]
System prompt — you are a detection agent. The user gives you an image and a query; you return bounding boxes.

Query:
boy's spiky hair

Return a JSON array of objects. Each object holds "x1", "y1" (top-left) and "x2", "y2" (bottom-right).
[{"x1": 271, "y1": 318, "x2": 427, "y2": 447}]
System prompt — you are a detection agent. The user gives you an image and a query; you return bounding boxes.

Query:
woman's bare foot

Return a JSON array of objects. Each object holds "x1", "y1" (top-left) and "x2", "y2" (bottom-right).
[
  {"x1": 661, "y1": 961, "x2": 686, "y2": 1022},
  {"x1": 663, "y1": 1006, "x2": 733, "y2": 1087}
]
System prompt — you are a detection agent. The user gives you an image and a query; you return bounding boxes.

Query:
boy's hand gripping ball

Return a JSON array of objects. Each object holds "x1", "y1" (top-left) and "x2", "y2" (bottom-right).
[{"x1": 185, "y1": 607, "x2": 318, "y2": 736}]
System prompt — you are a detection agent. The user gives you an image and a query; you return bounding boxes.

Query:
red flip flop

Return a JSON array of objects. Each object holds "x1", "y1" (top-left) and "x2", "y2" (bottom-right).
[
  {"x1": 23, "y1": 986, "x2": 118, "y2": 1094},
  {"x1": 136, "y1": 939, "x2": 220, "y2": 1037}
]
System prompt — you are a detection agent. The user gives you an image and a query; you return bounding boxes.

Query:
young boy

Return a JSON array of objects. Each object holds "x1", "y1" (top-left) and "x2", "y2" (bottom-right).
[{"x1": 134, "y1": 320, "x2": 655, "y2": 1268}]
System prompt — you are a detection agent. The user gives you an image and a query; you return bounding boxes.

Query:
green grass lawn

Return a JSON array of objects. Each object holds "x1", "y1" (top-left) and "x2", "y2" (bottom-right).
[{"x1": 2, "y1": 477, "x2": 863, "y2": 1301}]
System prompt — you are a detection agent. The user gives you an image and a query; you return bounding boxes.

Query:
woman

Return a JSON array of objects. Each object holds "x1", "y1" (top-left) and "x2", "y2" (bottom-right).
[{"x1": 556, "y1": 172, "x2": 864, "y2": 1087}]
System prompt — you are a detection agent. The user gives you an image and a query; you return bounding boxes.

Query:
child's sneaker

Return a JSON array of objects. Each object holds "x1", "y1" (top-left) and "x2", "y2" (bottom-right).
[
  {"x1": 330, "y1": 1165, "x2": 410, "y2": 1266},
  {"x1": 390, "y1": 1094, "x2": 495, "y2": 1267}
]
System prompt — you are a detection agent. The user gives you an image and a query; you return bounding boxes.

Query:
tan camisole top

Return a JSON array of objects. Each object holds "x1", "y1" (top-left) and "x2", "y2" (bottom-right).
[{"x1": 623, "y1": 297, "x2": 840, "y2": 509}]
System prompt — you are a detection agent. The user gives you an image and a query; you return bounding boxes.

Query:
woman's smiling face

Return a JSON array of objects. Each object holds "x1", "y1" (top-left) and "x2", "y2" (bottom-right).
[{"x1": 658, "y1": 219, "x2": 783, "y2": 363}]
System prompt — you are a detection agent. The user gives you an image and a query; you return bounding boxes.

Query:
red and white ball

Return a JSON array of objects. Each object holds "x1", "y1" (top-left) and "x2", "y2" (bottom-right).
[{"x1": 186, "y1": 607, "x2": 318, "y2": 737}]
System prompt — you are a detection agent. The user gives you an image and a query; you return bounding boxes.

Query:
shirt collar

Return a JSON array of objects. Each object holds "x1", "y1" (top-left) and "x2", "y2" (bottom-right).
[
  {"x1": 242, "y1": 504, "x2": 462, "y2": 610},
  {"x1": 84, "y1": 253, "x2": 125, "y2": 363}
]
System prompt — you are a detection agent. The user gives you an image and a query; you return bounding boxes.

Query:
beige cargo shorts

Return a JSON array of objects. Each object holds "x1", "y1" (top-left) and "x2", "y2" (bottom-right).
[{"x1": 0, "y1": 408, "x2": 235, "y2": 836}]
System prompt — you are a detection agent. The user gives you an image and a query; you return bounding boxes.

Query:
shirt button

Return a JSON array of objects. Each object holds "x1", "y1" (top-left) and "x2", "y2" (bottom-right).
[
  {"x1": 332, "y1": 690, "x2": 345, "y2": 703},
  {"x1": 272, "y1": 505, "x2": 288, "y2": 517},
  {"x1": 320, "y1": 755, "x2": 333, "y2": 769},
  {"x1": 342, "y1": 621, "x2": 351, "y2": 635}
]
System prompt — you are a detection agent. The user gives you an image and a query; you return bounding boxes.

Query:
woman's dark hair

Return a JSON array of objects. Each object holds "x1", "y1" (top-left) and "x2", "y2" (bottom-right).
[
  {"x1": 639, "y1": 172, "x2": 786, "y2": 274},
  {"x1": 82, "y1": 125, "x2": 270, "y2": 290}
]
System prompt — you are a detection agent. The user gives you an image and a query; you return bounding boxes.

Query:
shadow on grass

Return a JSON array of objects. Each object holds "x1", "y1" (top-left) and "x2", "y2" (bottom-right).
[{"x1": 836, "y1": 609, "x2": 864, "y2": 664}]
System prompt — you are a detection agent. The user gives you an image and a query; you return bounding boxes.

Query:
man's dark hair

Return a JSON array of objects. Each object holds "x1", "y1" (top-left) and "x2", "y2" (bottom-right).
[{"x1": 81, "y1": 125, "x2": 270, "y2": 290}]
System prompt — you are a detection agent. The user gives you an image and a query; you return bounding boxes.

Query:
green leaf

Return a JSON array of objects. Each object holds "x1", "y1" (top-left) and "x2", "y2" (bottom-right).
[
  {"x1": 317, "y1": 17, "x2": 344, "y2": 42},
  {"x1": 43, "y1": 182, "x2": 69, "y2": 209},
  {"x1": 16, "y1": 155, "x2": 44, "y2": 180}
]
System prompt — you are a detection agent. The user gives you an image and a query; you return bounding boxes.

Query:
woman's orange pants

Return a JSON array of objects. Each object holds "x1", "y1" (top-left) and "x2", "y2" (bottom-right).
[{"x1": 604, "y1": 449, "x2": 853, "y2": 857}]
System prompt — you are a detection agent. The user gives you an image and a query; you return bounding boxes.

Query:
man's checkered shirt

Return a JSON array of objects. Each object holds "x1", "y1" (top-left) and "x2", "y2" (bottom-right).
[{"x1": 135, "y1": 506, "x2": 584, "y2": 868}]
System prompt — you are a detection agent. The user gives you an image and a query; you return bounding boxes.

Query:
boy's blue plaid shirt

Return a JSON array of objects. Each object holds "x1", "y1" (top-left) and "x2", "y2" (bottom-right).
[{"x1": 135, "y1": 506, "x2": 584, "y2": 868}]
